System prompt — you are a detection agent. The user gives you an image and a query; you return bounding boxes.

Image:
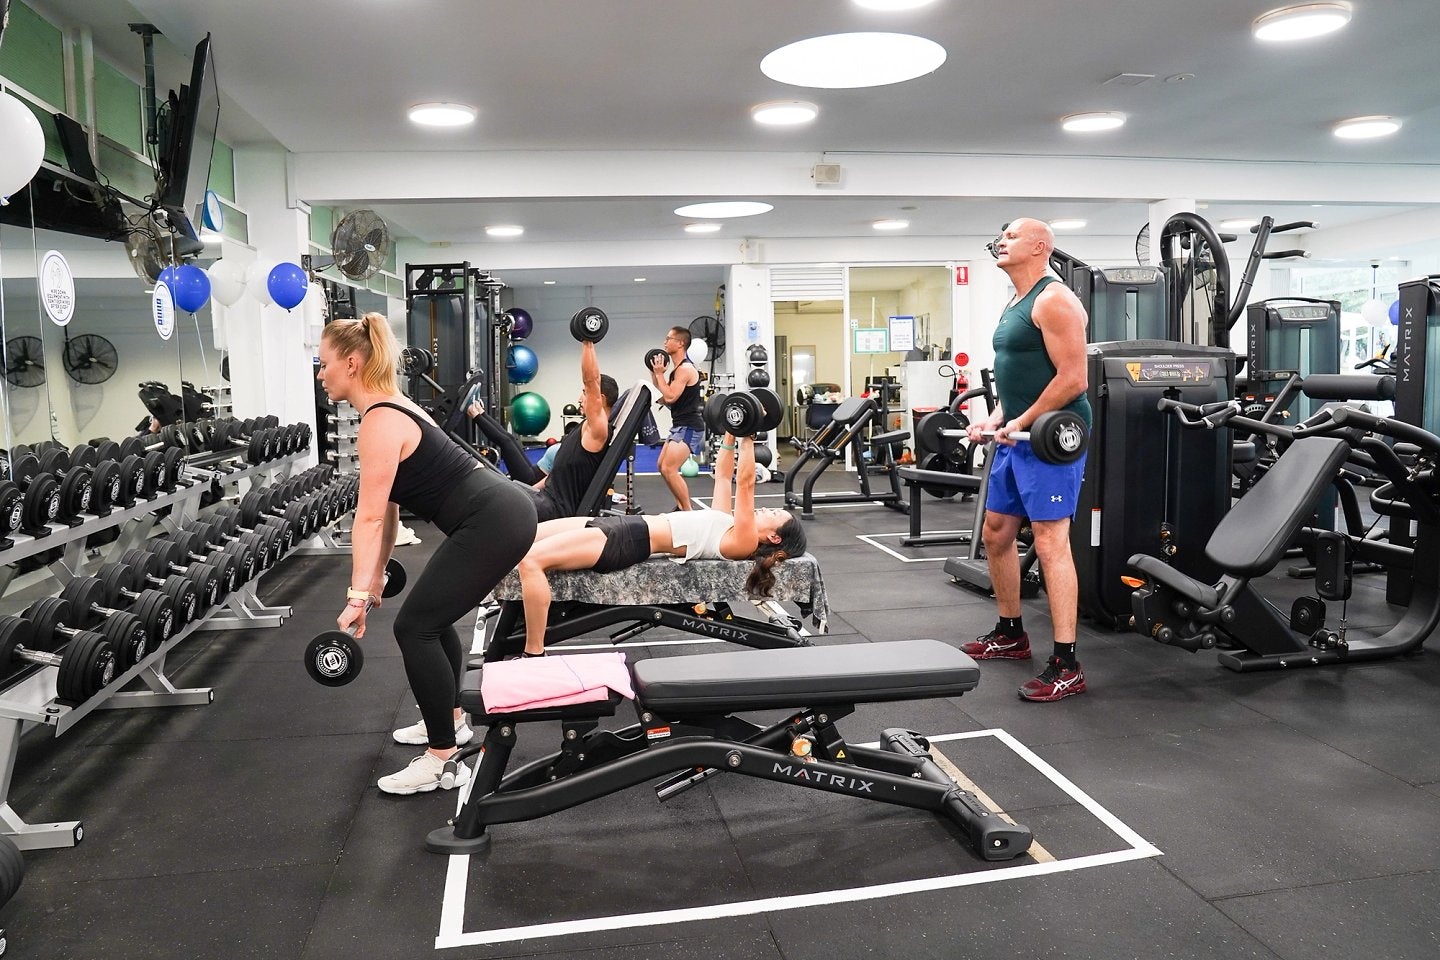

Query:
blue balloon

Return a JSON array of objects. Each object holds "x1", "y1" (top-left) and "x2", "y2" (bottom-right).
[
  {"x1": 172, "y1": 263, "x2": 212, "y2": 313},
  {"x1": 1388, "y1": 299, "x2": 1401, "y2": 325},
  {"x1": 157, "y1": 265, "x2": 181, "y2": 292},
  {"x1": 267, "y1": 261, "x2": 308, "y2": 310},
  {"x1": 506, "y1": 343, "x2": 539, "y2": 384}
]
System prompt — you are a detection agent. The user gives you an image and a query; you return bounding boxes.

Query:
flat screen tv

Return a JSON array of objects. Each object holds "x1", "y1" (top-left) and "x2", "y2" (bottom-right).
[{"x1": 157, "y1": 33, "x2": 218, "y2": 239}]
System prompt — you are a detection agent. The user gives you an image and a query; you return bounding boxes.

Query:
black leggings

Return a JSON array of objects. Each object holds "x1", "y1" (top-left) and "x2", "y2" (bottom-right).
[
  {"x1": 474, "y1": 413, "x2": 543, "y2": 485},
  {"x1": 392, "y1": 469, "x2": 537, "y2": 749}
]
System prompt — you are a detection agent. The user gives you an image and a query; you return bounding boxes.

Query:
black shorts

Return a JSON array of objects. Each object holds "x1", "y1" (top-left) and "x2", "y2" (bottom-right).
[{"x1": 585, "y1": 515, "x2": 652, "y2": 573}]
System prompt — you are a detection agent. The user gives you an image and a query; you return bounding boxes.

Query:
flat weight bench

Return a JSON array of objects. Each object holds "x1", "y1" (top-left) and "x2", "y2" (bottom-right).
[
  {"x1": 427, "y1": 639, "x2": 1033, "y2": 862},
  {"x1": 482, "y1": 553, "x2": 830, "y2": 660},
  {"x1": 896, "y1": 465, "x2": 981, "y2": 548}
]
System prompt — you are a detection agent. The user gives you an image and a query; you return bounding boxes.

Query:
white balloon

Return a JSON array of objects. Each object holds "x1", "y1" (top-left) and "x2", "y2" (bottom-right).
[
  {"x1": 1359, "y1": 300, "x2": 1387, "y2": 327},
  {"x1": 0, "y1": 92, "x2": 46, "y2": 202},
  {"x1": 245, "y1": 258, "x2": 276, "y2": 306},
  {"x1": 687, "y1": 337, "x2": 709, "y2": 363},
  {"x1": 207, "y1": 258, "x2": 247, "y2": 307}
]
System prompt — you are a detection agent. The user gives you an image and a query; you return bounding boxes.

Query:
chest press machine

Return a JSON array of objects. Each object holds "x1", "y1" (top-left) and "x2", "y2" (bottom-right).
[{"x1": 427, "y1": 639, "x2": 1032, "y2": 863}]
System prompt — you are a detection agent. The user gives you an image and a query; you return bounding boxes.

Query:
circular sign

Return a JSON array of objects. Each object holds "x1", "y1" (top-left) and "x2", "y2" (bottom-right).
[
  {"x1": 202, "y1": 189, "x2": 224, "y2": 233},
  {"x1": 39, "y1": 250, "x2": 75, "y2": 326},
  {"x1": 152, "y1": 281, "x2": 176, "y2": 341}
]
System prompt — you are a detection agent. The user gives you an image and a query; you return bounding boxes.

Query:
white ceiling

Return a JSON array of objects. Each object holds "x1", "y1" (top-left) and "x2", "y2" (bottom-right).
[{"x1": 18, "y1": 0, "x2": 1440, "y2": 281}]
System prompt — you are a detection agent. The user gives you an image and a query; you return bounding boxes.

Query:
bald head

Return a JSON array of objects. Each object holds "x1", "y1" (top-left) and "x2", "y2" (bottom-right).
[{"x1": 1009, "y1": 218, "x2": 1055, "y2": 256}]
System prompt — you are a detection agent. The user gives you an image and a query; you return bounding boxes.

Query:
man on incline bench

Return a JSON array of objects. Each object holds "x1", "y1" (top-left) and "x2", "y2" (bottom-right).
[{"x1": 964, "y1": 218, "x2": 1092, "y2": 702}]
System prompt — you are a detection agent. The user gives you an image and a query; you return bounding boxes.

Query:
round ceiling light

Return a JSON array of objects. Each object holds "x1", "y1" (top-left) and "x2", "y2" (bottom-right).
[
  {"x1": 872, "y1": 219, "x2": 910, "y2": 231},
  {"x1": 407, "y1": 102, "x2": 477, "y2": 127},
  {"x1": 761, "y1": 33, "x2": 946, "y2": 88},
  {"x1": 853, "y1": 0, "x2": 938, "y2": 9},
  {"x1": 1333, "y1": 116, "x2": 1401, "y2": 139},
  {"x1": 1048, "y1": 219, "x2": 1087, "y2": 230},
  {"x1": 673, "y1": 201, "x2": 774, "y2": 218},
  {"x1": 485, "y1": 224, "x2": 524, "y2": 237},
  {"x1": 684, "y1": 223, "x2": 723, "y2": 234},
  {"x1": 751, "y1": 100, "x2": 820, "y2": 126},
  {"x1": 1061, "y1": 112, "x2": 1126, "y2": 133},
  {"x1": 1252, "y1": 3, "x2": 1352, "y2": 42}
]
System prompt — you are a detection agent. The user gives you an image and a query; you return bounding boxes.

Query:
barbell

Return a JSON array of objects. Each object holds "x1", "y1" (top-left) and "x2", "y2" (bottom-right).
[{"x1": 930, "y1": 409, "x2": 1088, "y2": 465}]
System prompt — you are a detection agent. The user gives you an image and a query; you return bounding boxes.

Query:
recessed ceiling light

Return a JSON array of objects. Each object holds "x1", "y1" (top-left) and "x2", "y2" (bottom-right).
[
  {"x1": 485, "y1": 225, "x2": 524, "y2": 237},
  {"x1": 761, "y1": 33, "x2": 946, "y2": 89},
  {"x1": 673, "y1": 201, "x2": 774, "y2": 218},
  {"x1": 751, "y1": 100, "x2": 819, "y2": 126},
  {"x1": 872, "y1": 219, "x2": 910, "y2": 231},
  {"x1": 1333, "y1": 116, "x2": 1401, "y2": 139},
  {"x1": 1252, "y1": 3, "x2": 1352, "y2": 42},
  {"x1": 1061, "y1": 112, "x2": 1126, "y2": 133},
  {"x1": 1049, "y1": 219, "x2": 1087, "y2": 230},
  {"x1": 543, "y1": 280, "x2": 556, "y2": 285},
  {"x1": 633, "y1": 277, "x2": 648, "y2": 283},
  {"x1": 407, "y1": 102, "x2": 477, "y2": 127},
  {"x1": 853, "y1": 0, "x2": 938, "y2": 9},
  {"x1": 1220, "y1": 218, "x2": 1259, "y2": 230},
  {"x1": 684, "y1": 223, "x2": 723, "y2": 234}
]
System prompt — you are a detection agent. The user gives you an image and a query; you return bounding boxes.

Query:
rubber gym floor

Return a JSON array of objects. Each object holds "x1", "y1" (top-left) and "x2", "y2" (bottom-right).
[{"x1": 5, "y1": 468, "x2": 1440, "y2": 960}]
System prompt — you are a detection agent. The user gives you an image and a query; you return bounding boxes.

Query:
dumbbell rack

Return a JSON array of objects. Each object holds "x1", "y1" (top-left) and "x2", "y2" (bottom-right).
[{"x1": 0, "y1": 450, "x2": 314, "y2": 850}]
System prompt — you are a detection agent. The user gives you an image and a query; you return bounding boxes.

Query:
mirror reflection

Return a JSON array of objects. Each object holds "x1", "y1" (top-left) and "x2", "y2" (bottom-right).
[{"x1": 1, "y1": 190, "x2": 47, "y2": 450}]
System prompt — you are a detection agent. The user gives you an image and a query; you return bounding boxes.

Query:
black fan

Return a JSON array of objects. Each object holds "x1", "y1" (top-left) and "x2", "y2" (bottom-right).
[
  {"x1": 688, "y1": 314, "x2": 725, "y2": 353},
  {"x1": 4, "y1": 336, "x2": 45, "y2": 388},
  {"x1": 221, "y1": 353, "x2": 230, "y2": 382},
  {"x1": 329, "y1": 209, "x2": 390, "y2": 281},
  {"x1": 1135, "y1": 223, "x2": 1150, "y2": 265},
  {"x1": 62, "y1": 333, "x2": 118, "y2": 384}
]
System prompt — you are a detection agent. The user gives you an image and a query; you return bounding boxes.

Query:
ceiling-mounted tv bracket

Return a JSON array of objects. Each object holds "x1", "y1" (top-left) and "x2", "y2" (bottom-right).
[{"x1": 127, "y1": 23, "x2": 163, "y2": 151}]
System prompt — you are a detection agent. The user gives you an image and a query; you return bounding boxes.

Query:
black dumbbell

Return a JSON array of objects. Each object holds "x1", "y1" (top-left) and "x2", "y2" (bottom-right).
[
  {"x1": 57, "y1": 577, "x2": 162, "y2": 669},
  {"x1": 644, "y1": 348, "x2": 669, "y2": 372},
  {"x1": 304, "y1": 558, "x2": 408, "y2": 686},
  {"x1": 10, "y1": 604, "x2": 116, "y2": 703},
  {"x1": 2, "y1": 452, "x2": 62, "y2": 536},
  {"x1": 94, "y1": 563, "x2": 184, "y2": 644},
  {"x1": 962, "y1": 410, "x2": 1089, "y2": 465},
  {"x1": 236, "y1": 487, "x2": 312, "y2": 546},
  {"x1": 703, "y1": 387, "x2": 785, "y2": 439},
  {"x1": 118, "y1": 549, "x2": 209, "y2": 624},
  {"x1": 158, "y1": 527, "x2": 251, "y2": 598},
  {"x1": 116, "y1": 433, "x2": 188, "y2": 493},
  {"x1": 32, "y1": 447, "x2": 98, "y2": 524},
  {"x1": 569, "y1": 307, "x2": 609, "y2": 343},
  {"x1": 134, "y1": 538, "x2": 228, "y2": 612},
  {"x1": 208, "y1": 505, "x2": 288, "y2": 569}
]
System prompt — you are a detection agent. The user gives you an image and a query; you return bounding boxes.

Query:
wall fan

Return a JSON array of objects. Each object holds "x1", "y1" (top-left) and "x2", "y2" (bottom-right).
[
  {"x1": 1135, "y1": 223, "x2": 1150, "y2": 265},
  {"x1": 305, "y1": 209, "x2": 391, "y2": 282},
  {"x1": 688, "y1": 314, "x2": 725, "y2": 353},
  {"x1": 4, "y1": 336, "x2": 45, "y2": 387},
  {"x1": 125, "y1": 215, "x2": 180, "y2": 284},
  {"x1": 62, "y1": 333, "x2": 118, "y2": 384}
]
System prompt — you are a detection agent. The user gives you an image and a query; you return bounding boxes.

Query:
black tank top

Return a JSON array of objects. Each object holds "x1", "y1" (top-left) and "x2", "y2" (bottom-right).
[
  {"x1": 363, "y1": 401, "x2": 478, "y2": 520},
  {"x1": 542, "y1": 424, "x2": 607, "y2": 516},
  {"x1": 668, "y1": 359, "x2": 704, "y2": 429}
]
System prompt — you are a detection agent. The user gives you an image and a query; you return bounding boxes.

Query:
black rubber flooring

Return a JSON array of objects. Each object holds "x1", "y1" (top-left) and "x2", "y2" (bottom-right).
[{"x1": 4, "y1": 468, "x2": 1439, "y2": 960}]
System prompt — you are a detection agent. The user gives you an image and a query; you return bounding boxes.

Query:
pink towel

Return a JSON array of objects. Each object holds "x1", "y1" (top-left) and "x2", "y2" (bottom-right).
[{"x1": 479, "y1": 652, "x2": 636, "y2": 713}]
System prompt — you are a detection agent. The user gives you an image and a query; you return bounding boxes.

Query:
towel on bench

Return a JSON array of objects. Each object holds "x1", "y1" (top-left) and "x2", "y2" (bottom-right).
[{"x1": 479, "y1": 652, "x2": 636, "y2": 712}]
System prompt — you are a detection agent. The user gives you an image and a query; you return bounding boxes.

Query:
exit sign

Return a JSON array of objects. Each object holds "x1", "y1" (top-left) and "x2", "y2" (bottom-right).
[{"x1": 955, "y1": 265, "x2": 970, "y2": 286}]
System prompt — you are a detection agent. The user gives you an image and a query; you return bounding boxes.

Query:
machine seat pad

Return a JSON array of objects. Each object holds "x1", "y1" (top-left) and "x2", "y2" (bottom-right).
[
  {"x1": 898, "y1": 467, "x2": 981, "y2": 491},
  {"x1": 633, "y1": 639, "x2": 978, "y2": 714},
  {"x1": 870, "y1": 429, "x2": 910, "y2": 446},
  {"x1": 1205, "y1": 436, "x2": 1351, "y2": 576},
  {"x1": 493, "y1": 553, "x2": 830, "y2": 627},
  {"x1": 830, "y1": 396, "x2": 874, "y2": 426}
]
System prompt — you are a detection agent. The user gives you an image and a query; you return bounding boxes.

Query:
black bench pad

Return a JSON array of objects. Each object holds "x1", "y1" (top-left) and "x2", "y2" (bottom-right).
[
  {"x1": 633, "y1": 639, "x2": 978, "y2": 714},
  {"x1": 898, "y1": 467, "x2": 981, "y2": 491}
]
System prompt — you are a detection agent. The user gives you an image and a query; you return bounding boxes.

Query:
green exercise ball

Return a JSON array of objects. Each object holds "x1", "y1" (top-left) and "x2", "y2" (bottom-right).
[
  {"x1": 510, "y1": 392, "x2": 551, "y2": 436},
  {"x1": 680, "y1": 457, "x2": 700, "y2": 478}
]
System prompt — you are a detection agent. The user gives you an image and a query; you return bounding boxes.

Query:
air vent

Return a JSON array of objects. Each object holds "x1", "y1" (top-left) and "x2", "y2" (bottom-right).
[{"x1": 1102, "y1": 73, "x2": 1154, "y2": 87}]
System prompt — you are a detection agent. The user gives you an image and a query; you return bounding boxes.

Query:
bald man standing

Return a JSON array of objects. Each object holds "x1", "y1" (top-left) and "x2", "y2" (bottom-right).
[{"x1": 963, "y1": 219, "x2": 1092, "y2": 702}]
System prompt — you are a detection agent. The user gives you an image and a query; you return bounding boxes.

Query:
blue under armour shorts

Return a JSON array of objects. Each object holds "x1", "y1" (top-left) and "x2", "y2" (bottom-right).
[
  {"x1": 985, "y1": 440, "x2": 1087, "y2": 522},
  {"x1": 666, "y1": 424, "x2": 704, "y2": 457}
]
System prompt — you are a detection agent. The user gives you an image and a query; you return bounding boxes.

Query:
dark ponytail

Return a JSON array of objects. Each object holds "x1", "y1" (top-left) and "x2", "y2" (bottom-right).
[{"x1": 745, "y1": 513, "x2": 807, "y2": 597}]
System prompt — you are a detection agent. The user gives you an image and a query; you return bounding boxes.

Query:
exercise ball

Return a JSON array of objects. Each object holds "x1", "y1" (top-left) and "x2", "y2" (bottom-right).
[
  {"x1": 1389, "y1": 299, "x2": 1401, "y2": 325},
  {"x1": 506, "y1": 344, "x2": 540, "y2": 384},
  {"x1": 510, "y1": 392, "x2": 551, "y2": 436},
  {"x1": 0, "y1": 91, "x2": 45, "y2": 202},
  {"x1": 507, "y1": 308, "x2": 534, "y2": 340},
  {"x1": 561, "y1": 403, "x2": 581, "y2": 416},
  {"x1": 680, "y1": 458, "x2": 700, "y2": 478},
  {"x1": 754, "y1": 444, "x2": 773, "y2": 467},
  {"x1": 747, "y1": 368, "x2": 771, "y2": 388},
  {"x1": 687, "y1": 338, "x2": 708, "y2": 363}
]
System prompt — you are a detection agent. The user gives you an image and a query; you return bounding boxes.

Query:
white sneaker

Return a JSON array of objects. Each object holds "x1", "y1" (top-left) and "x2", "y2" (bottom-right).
[
  {"x1": 394, "y1": 524, "x2": 422, "y2": 546},
  {"x1": 392, "y1": 715, "x2": 473, "y2": 746},
  {"x1": 378, "y1": 752, "x2": 471, "y2": 795}
]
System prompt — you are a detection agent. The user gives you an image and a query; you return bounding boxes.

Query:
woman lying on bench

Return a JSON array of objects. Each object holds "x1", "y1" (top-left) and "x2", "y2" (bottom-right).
[{"x1": 515, "y1": 433, "x2": 806, "y2": 656}]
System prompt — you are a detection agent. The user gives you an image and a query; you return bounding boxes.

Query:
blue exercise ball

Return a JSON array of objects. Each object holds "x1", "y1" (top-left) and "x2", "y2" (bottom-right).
[
  {"x1": 507, "y1": 307, "x2": 534, "y2": 340},
  {"x1": 506, "y1": 344, "x2": 539, "y2": 384},
  {"x1": 510, "y1": 392, "x2": 551, "y2": 436}
]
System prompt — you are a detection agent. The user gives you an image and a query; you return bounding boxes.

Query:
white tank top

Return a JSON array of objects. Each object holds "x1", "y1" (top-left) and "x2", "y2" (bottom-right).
[{"x1": 665, "y1": 508, "x2": 735, "y2": 562}]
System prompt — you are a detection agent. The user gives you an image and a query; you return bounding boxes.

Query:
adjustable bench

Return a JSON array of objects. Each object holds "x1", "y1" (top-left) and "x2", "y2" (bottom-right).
[
  {"x1": 427, "y1": 639, "x2": 1033, "y2": 862},
  {"x1": 481, "y1": 553, "x2": 830, "y2": 660},
  {"x1": 896, "y1": 465, "x2": 980, "y2": 547}
]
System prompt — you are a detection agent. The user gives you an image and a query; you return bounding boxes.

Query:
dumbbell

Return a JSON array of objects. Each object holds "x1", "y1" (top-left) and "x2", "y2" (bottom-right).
[
  {"x1": 93, "y1": 563, "x2": 184, "y2": 644},
  {"x1": 154, "y1": 527, "x2": 252, "y2": 599},
  {"x1": 9, "y1": 604, "x2": 117, "y2": 703},
  {"x1": 304, "y1": 558, "x2": 408, "y2": 686},
  {"x1": 961, "y1": 410, "x2": 1089, "y2": 465},
  {"x1": 644, "y1": 348, "x2": 670, "y2": 372},
  {"x1": 236, "y1": 486, "x2": 313, "y2": 546},
  {"x1": 208, "y1": 505, "x2": 289, "y2": 569},
  {"x1": 2, "y1": 451, "x2": 63, "y2": 535},
  {"x1": 204, "y1": 417, "x2": 287, "y2": 464},
  {"x1": 57, "y1": 577, "x2": 163, "y2": 669},
  {"x1": 115, "y1": 433, "x2": 187, "y2": 493},
  {"x1": 61, "y1": 444, "x2": 123, "y2": 515},
  {"x1": 702, "y1": 387, "x2": 785, "y2": 439},
  {"x1": 122, "y1": 543, "x2": 221, "y2": 621},
  {"x1": 569, "y1": 307, "x2": 609, "y2": 343},
  {"x1": 28, "y1": 447, "x2": 98, "y2": 524}
]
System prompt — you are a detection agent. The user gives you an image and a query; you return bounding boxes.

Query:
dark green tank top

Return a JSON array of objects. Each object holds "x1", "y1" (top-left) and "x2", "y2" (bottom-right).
[{"x1": 991, "y1": 275, "x2": 1092, "y2": 428}]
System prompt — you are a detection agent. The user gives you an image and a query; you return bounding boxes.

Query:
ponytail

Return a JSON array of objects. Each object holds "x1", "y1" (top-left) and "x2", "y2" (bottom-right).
[
  {"x1": 745, "y1": 512, "x2": 807, "y2": 597},
  {"x1": 320, "y1": 312, "x2": 400, "y2": 395}
]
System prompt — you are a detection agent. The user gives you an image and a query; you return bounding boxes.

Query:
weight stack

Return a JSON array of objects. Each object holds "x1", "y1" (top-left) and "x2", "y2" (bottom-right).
[{"x1": 1071, "y1": 340, "x2": 1236, "y2": 627}]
